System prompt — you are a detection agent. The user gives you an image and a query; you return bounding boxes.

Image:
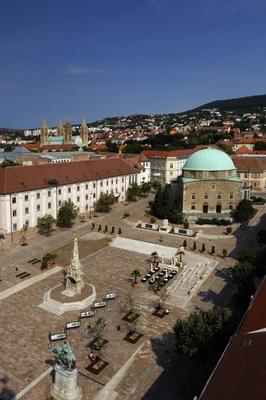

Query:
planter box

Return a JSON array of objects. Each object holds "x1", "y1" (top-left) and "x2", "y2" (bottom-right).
[
  {"x1": 86, "y1": 359, "x2": 109, "y2": 375},
  {"x1": 173, "y1": 227, "x2": 193, "y2": 236},
  {"x1": 122, "y1": 311, "x2": 140, "y2": 323},
  {"x1": 152, "y1": 308, "x2": 169, "y2": 318},
  {"x1": 90, "y1": 337, "x2": 108, "y2": 350},
  {"x1": 124, "y1": 331, "x2": 143, "y2": 344}
]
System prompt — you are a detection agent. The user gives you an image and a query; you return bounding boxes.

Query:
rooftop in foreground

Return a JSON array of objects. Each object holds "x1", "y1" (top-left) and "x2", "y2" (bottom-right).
[{"x1": 200, "y1": 278, "x2": 266, "y2": 400}]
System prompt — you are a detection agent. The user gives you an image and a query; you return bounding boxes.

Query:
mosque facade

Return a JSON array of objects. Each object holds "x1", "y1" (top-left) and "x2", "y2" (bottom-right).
[{"x1": 176, "y1": 148, "x2": 242, "y2": 215}]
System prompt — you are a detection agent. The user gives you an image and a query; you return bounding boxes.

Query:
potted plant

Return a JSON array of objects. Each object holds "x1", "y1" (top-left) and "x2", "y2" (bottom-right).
[
  {"x1": 87, "y1": 318, "x2": 109, "y2": 375},
  {"x1": 131, "y1": 269, "x2": 140, "y2": 287},
  {"x1": 152, "y1": 276, "x2": 165, "y2": 295},
  {"x1": 150, "y1": 251, "x2": 159, "y2": 269},
  {"x1": 122, "y1": 294, "x2": 140, "y2": 322}
]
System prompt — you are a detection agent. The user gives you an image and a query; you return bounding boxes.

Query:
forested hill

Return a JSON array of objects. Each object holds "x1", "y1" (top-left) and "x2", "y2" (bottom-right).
[{"x1": 189, "y1": 94, "x2": 266, "y2": 112}]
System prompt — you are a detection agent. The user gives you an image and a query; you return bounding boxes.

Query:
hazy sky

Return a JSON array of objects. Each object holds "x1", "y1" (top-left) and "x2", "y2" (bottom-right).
[{"x1": 1, "y1": 0, "x2": 266, "y2": 128}]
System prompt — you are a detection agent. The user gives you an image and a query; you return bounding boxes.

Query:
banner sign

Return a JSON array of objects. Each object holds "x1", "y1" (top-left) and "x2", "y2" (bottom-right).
[
  {"x1": 49, "y1": 332, "x2": 67, "y2": 341},
  {"x1": 80, "y1": 311, "x2": 95, "y2": 318},
  {"x1": 92, "y1": 301, "x2": 106, "y2": 308},
  {"x1": 65, "y1": 321, "x2": 81, "y2": 329},
  {"x1": 104, "y1": 293, "x2": 116, "y2": 300}
]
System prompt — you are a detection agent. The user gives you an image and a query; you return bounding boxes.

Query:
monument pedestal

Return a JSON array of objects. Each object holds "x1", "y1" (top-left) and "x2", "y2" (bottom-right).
[{"x1": 50, "y1": 365, "x2": 82, "y2": 400}]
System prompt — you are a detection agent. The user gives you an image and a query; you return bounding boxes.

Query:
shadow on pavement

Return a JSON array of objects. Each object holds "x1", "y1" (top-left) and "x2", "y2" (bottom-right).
[
  {"x1": 0, "y1": 375, "x2": 16, "y2": 400},
  {"x1": 141, "y1": 332, "x2": 213, "y2": 400}
]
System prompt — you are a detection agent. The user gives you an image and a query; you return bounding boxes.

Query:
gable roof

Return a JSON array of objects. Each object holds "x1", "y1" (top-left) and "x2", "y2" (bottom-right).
[
  {"x1": 0, "y1": 158, "x2": 140, "y2": 194},
  {"x1": 235, "y1": 145, "x2": 253, "y2": 154}
]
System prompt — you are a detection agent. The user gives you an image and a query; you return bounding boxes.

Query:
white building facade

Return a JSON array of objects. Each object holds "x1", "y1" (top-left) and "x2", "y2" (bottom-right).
[{"x1": 0, "y1": 158, "x2": 148, "y2": 234}]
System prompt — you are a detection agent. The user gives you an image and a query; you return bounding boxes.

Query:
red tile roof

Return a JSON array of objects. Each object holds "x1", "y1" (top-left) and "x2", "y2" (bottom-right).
[
  {"x1": 23, "y1": 143, "x2": 40, "y2": 150},
  {"x1": 233, "y1": 156, "x2": 266, "y2": 172},
  {"x1": 142, "y1": 146, "x2": 219, "y2": 159},
  {"x1": 234, "y1": 138, "x2": 266, "y2": 144},
  {"x1": 90, "y1": 143, "x2": 107, "y2": 151},
  {"x1": 200, "y1": 278, "x2": 266, "y2": 400},
  {"x1": 235, "y1": 145, "x2": 253, "y2": 154},
  {"x1": 142, "y1": 148, "x2": 197, "y2": 159},
  {"x1": 40, "y1": 144, "x2": 78, "y2": 151},
  {"x1": 0, "y1": 158, "x2": 140, "y2": 194},
  {"x1": 216, "y1": 139, "x2": 234, "y2": 147}
]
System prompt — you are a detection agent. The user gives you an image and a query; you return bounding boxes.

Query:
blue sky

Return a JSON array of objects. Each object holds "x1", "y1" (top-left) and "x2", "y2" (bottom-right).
[{"x1": 0, "y1": 0, "x2": 266, "y2": 128}]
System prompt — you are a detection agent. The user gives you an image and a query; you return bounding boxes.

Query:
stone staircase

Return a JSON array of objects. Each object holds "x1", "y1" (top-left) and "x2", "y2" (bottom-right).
[{"x1": 38, "y1": 284, "x2": 96, "y2": 315}]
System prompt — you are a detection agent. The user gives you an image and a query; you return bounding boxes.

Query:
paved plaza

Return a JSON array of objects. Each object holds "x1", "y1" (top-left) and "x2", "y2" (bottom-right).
[{"x1": 0, "y1": 197, "x2": 264, "y2": 400}]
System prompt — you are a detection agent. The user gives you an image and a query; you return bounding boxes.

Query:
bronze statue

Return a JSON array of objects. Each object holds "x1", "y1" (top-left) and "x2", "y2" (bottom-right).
[{"x1": 49, "y1": 340, "x2": 76, "y2": 369}]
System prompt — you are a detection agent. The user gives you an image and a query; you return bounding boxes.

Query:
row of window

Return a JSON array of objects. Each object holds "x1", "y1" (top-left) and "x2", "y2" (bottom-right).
[
  {"x1": 191, "y1": 193, "x2": 234, "y2": 200},
  {"x1": 11, "y1": 179, "x2": 126, "y2": 203},
  {"x1": 12, "y1": 187, "x2": 126, "y2": 217},
  {"x1": 241, "y1": 172, "x2": 261, "y2": 179},
  {"x1": 191, "y1": 203, "x2": 234, "y2": 210}
]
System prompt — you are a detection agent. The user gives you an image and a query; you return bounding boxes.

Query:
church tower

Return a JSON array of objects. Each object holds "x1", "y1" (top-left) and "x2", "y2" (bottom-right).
[
  {"x1": 64, "y1": 121, "x2": 72, "y2": 144},
  {"x1": 80, "y1": 119, "x2": 89, "y2": 146},
  {"x1": 57, "y1": 121, "x2": 65, "y2": 137},
  {"x1": 40, "y1": 120, "x2": 49, "y2": 146}
]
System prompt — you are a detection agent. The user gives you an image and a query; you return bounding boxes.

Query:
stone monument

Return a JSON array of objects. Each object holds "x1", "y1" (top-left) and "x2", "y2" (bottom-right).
[
  {"x1": 64, "y1": 235, "x2": 84, "y2": 295},
  {"x1": 49, "y1": 340, "x2": 82, "y2": 400}
]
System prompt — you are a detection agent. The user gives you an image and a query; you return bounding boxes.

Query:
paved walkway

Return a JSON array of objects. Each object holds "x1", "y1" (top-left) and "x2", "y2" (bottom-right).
[
  {"x1": 0, "y1": 266, "x2": 62, "y2": 301},
  {"x1": 111, "y1": 237, "x2": 178, "y2": 258}
]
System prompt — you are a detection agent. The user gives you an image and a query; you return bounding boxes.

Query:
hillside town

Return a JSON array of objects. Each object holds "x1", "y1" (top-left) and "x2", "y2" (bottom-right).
[
  {"x1": 0, "y1": 99, "x2": 266, "y2": 400},
  {"x1": 2, "y1": 0, "x2": 266, "y2": 396}
]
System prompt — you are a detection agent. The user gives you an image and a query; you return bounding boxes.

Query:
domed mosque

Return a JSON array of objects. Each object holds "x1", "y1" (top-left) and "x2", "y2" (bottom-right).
[{"x1": 177, "y1": 147, "x2": 242, "y2": 216}]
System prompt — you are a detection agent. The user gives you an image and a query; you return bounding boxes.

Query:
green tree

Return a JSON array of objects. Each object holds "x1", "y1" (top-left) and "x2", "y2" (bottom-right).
[
  {"x1": 183, "y1": 239, "x2": 187, "y2": 248},
  {"x1": 1, "y1": 158, "x2": 20, "y2": 168},
  {"x1": 150, "y1": 184, "x2": 183, "y2": 223},
  {"x1": 174, "y1": 307, "x2": 232, "y2": 359},
  {"x1": 234, "y1": 199, "x2": 256, "y2": 226},
  {"x1": 118, "y1": 227, "x2": 122, "y2": 234},
  {"x1": 106, "y1": 140, "x2": 119, "y2": 153},
  {"x1": 57, "y1": 200, "x2": 78, "y2": 228},
  {"x1": 233, "y1": 261, "x2": 256, "y2": 306},
  {"x1": 201, "y1": 243, "x2": 206, "y2": 252},
  {"x1": 211, "y1": 245, "x2": 215, "y2": 255},
  {"x1": 131, "y1": 269, "x2": 141, "y2": 285},
  {"x1": 41, "y1": 253, "x2": 56, "y2": 270},
  {"x1": 111, "y1": 226, "x2": 115, "y2": 234},
  {"x1": 37, "y1": 214, "x2": 56, "y2": 235},
  {"x1": 193, "y1": 241, "x2": 197, "y2": 250},
  {"x1": 141, "y1": 182, "x2": 152, "y2": 193},
  {"x1": 95, "y1": 193, "x2": 116, "y2": 213},
  {"x1": 126, "y1": 183, "x2": 141, "y2": 202}
]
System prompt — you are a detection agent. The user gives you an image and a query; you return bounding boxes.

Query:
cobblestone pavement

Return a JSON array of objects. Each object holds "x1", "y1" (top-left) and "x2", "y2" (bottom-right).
[{"x1": 0, "y1": 197, "x2": 265, "y2": 399}]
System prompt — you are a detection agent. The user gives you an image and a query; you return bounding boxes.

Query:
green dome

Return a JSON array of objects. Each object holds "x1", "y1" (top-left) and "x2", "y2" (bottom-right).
[{"x1": 183, "y1": 148, "x2": 236, "y2": 171}]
